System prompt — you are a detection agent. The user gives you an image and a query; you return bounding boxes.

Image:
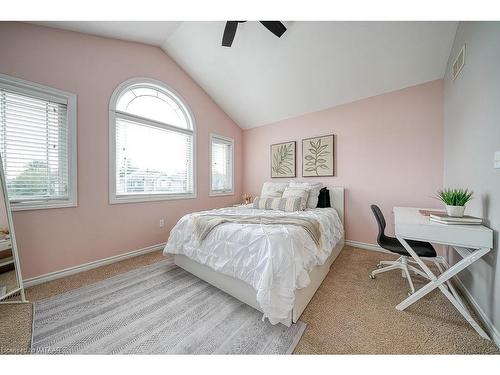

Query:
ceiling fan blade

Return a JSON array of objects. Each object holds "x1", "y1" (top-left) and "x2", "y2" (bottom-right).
[
  {"x1": 259, "y1": 21, "x2": 287, "y2": 38},
  {"x1": 222, "y1": 21, "x2": 239, "y2": 47}
]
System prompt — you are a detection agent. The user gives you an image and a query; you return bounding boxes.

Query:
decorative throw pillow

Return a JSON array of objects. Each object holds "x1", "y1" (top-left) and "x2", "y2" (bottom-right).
[
  {"x1": 260, "y1": 182, "x2": 289, "y2": 198},
  {"x1": 316, "y1": 187, "x2": 331, "y2": 208},
  {"x1": 289, "y1": 181, "x2": 323, "y2": 208},
  {"x1": 253, "y1": 197, "x2": 302, "y2": 212},
  {"x1": 282, "y1": 187, "x2": 309, "y2": 210}
]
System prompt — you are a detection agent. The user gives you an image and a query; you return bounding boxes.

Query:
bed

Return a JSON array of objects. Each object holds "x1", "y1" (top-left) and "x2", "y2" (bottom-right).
[{"x1": 163, "y1": 186, "x2": 345, "y2": 326}]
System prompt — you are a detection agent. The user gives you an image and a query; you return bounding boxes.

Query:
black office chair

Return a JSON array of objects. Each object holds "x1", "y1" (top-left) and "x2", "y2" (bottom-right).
[{"x1": 369, "y1": 205, "x2": 437, "y2": 295}]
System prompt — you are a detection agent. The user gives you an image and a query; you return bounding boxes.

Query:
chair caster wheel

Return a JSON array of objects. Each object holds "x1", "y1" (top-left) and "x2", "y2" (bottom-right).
[
  {"x1": 376, "y1": 264, "x2": 384, "y2": 269},
  {"x1": 369, "y1": 274, "x2": 376, "y2": 279},
  {"x1": 408, "y1": 291, "x2": 413, "y2": 297}
]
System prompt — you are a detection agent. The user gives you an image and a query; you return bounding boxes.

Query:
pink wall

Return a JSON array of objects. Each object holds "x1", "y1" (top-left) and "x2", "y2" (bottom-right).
[
  {"x1": 243, "y1": 80, "x2": 444, "y2": 244},
  {"x1": 0, "y1": 22, "x2": 445, "y2": 278},
  {"x1": 0, "y1": 22, "x2": 243, "y2": 278}
]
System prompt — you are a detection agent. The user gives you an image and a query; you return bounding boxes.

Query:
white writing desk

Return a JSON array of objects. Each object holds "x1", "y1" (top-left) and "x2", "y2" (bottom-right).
[{"x1": 393, "y1": 207, "x2": 493, "y2": 340}]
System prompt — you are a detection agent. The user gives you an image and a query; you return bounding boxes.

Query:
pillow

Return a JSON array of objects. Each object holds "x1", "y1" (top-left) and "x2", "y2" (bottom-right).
[
  {"x1": 289, "y1": 181, "x2": 323, "y2": 208},
  {"x1": 260, "y1": 182, "x2": 289, "y2": 198},
  {"x1": 282, "y1": 187, "x2": 309, "y2": 210},
  {"x1": 253, "y1": 197, "x2": 302, "y2": 212},
  {"x1": 316, "y1": 187, "x2": 331, "y2": 208}
]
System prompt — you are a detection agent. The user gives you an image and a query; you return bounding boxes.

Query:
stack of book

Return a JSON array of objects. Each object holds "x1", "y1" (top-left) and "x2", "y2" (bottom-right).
[{"x1": 429, "y1": 212, "x2": 483, "y2": 225}]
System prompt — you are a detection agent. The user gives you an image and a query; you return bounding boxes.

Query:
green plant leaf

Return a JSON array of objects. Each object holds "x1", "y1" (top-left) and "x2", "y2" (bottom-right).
[
  {"x1": 304, "y1": 137, "x2": 330, "y2": 176},
  {"x1": 272, "y1": 143, "x2": 294, "y2": 176},
  {"x1": 436, "y1": 188, "x2": 473, "y2": 206}
]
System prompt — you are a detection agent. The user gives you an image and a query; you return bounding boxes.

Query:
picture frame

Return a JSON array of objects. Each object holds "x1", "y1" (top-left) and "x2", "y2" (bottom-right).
[
  {"x1": 270, "y1": 141, "x2": 296, "y2": 178},
  {"x1": 302, "y1": 134, "x2": 335, "y2": 177}
]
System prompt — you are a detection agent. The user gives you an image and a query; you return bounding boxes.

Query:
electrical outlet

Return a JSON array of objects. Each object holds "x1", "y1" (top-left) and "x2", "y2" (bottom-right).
[
  {"x1": 159, "y1": 219, "x2": 165, "y2": 228},
  {"x1": 495, "y1": 151, "x2": 500, "y2": 169}
]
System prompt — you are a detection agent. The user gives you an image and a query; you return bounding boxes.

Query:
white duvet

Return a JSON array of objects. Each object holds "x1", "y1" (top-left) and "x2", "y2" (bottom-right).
[{"x1": 163, "y1": 205, "x2": 344, "y2": 325}]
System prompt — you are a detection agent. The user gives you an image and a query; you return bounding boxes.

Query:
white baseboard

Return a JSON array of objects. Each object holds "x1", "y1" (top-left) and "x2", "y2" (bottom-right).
[
  {"x1": 23, "y1": 242, "x2": 166, "y2": 288},
  {"x1": 439, "y1": 258, "x2": 500, "y2": 348},
  {"x1": 345, "y1": 240, "x2": 389, "y2": 253}
]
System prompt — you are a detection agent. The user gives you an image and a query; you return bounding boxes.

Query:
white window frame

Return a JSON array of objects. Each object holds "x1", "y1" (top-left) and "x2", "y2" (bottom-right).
[
  {"x1": 209, "y1": 133, "x2": 234, "y2": 197},
  {"x1": 109, "y1": 77, "x2": 197, "y2": 204},
  {"x1": 0, "y1": 73, "x2": 78, "y2": 211}
]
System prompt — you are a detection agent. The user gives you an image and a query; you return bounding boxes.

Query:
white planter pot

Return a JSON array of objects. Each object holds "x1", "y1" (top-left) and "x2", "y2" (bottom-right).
[{"x1": 446, "y1": 205, "x2": 466, "y2": 217}]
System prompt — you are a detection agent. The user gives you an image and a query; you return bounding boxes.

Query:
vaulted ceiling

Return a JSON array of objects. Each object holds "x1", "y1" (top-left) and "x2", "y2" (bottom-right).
[{"x1": 33, "y1": 21, "x2": 458, "y2": 129}]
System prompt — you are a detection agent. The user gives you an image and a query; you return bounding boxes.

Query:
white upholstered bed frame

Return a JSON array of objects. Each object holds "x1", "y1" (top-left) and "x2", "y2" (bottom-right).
[{"x1": 174, "y1": 186, "x2": 345, "y2": 326}]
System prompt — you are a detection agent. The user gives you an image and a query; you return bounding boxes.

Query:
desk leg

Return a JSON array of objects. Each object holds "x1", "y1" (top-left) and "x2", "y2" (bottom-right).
[
  {"x1": 395, "y1": 237, "x2": 491, "y2": 340},
  {"x1": 434, "y1": 257, "x2": 466, "y2": 309},
  {"x1": 396, "y1": 242, "x2": 489, "y2": 310},
  {"x1": 396, "y1": 236, "x2": 437, "y2": 281},
  {"x1": 439, "y1": 280, "x2": 490, "y2": 339}
]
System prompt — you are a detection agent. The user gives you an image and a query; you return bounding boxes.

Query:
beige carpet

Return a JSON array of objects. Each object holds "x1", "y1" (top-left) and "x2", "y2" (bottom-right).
[{"x1": 0, "y1": 247, "x2": 498, "y2": 354}]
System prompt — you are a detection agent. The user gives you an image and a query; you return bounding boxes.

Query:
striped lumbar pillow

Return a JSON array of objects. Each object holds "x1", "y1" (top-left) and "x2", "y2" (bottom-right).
[
  {"x1": 253, "y1": 197, "x2": 302, "y2": 212},
  {"x1": 282, "y1": 187, "x2": 310, "y2": 210}
]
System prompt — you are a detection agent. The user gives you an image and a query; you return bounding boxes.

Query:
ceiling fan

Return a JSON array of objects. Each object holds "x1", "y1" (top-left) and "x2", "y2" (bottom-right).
[{"x1": 222, "y1": 21, "x2": 287, "y2": 47}]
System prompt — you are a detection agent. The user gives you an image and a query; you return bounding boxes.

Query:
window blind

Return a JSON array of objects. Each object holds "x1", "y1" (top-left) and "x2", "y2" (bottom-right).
[
  {"x1": 115, "y1": 118, "x2": 194, "y2": 196},
  {"x1": 0, "y1": 88, "x2": 69, "y2": 202},
  {"x1": 211, "y1": 136, "x2": 233, "y2": 193}
]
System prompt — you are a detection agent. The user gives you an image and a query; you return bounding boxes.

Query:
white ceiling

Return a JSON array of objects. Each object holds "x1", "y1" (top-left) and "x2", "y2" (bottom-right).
[
  {"x1": 31, "y1": 21, "x2": 458, "y2": 129},
  {"x1": 163, "y1": 21, "x2": 457, "y2": 128}
]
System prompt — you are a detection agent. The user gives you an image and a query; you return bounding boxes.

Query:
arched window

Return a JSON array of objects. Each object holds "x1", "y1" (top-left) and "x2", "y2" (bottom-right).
[{"x1": 109, "y1": 78, "x2": 196, "y2": 203}]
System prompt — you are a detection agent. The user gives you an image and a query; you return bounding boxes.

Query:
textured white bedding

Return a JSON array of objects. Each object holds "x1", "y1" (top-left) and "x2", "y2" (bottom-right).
[{"x1": 163, "y1": 205, "x2": 344, "y2": 324}]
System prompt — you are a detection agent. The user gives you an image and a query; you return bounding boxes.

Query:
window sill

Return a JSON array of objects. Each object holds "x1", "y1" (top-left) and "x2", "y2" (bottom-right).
[
  {"x1": 110, "y1": 193, "x2": 197, "y2": 204},
  {"x1": 11, "y1": 200, "x2": 78, "y2": 211},
  {"x1": 209, "y1": 191, "x2": 235, "y2": 197}
]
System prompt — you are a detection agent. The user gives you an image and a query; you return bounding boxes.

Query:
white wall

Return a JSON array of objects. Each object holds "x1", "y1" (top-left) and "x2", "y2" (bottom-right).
[{"x1": 443, "y1": 22, "x2": 500, "y2": 335}]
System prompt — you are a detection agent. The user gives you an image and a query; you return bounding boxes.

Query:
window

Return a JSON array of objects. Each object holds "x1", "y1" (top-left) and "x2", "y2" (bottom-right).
[
  {"x1": 210, "y1": 134, "x2": 234, "y2": 196},
  {"x1": 110, "y1": 78, "x2": 196, "y2": 203},
  {"x1": 0, "y1": 74, "x2": 77, "y2": 210}
]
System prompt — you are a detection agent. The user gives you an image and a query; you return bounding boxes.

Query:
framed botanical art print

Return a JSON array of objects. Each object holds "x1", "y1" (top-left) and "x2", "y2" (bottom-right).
[
  {"x1": 302, "y1": 134, "x2": 335, "y2": 177},
  {"x1": 270, "y1": 141, "x2": 296, "y2": 178}
]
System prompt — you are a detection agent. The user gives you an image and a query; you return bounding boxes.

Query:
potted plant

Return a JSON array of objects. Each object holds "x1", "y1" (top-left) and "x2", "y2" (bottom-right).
[{"x1": 436, "y1": 188, "x2": 473, "y2": 217}]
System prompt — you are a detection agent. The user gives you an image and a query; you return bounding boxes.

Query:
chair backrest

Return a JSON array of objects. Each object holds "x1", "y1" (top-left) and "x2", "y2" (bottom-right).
[{"x1": 370, "y1": 205, "x2": 386, "y2": 244}]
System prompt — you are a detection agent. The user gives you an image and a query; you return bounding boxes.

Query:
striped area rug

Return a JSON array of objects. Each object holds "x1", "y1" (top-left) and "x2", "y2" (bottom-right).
[{"x1": 31, "y1": 258, "x2": 305, "y2": 354}]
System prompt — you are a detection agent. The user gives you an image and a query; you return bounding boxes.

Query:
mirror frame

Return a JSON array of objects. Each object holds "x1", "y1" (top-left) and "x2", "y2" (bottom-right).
[{"x1": 0, "y1": 153, "x2": 26, "y2": 303}]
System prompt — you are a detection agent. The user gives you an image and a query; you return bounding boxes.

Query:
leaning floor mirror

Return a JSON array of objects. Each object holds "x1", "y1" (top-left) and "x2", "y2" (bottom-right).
[{"x1": 0, "y1": 153, "x2": 26, "y2": 303}]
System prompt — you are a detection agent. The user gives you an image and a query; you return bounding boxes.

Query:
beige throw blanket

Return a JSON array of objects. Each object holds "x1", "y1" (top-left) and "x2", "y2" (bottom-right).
[{"x1": 193, "y1": 214, "x2": 322, "y2": 247}]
